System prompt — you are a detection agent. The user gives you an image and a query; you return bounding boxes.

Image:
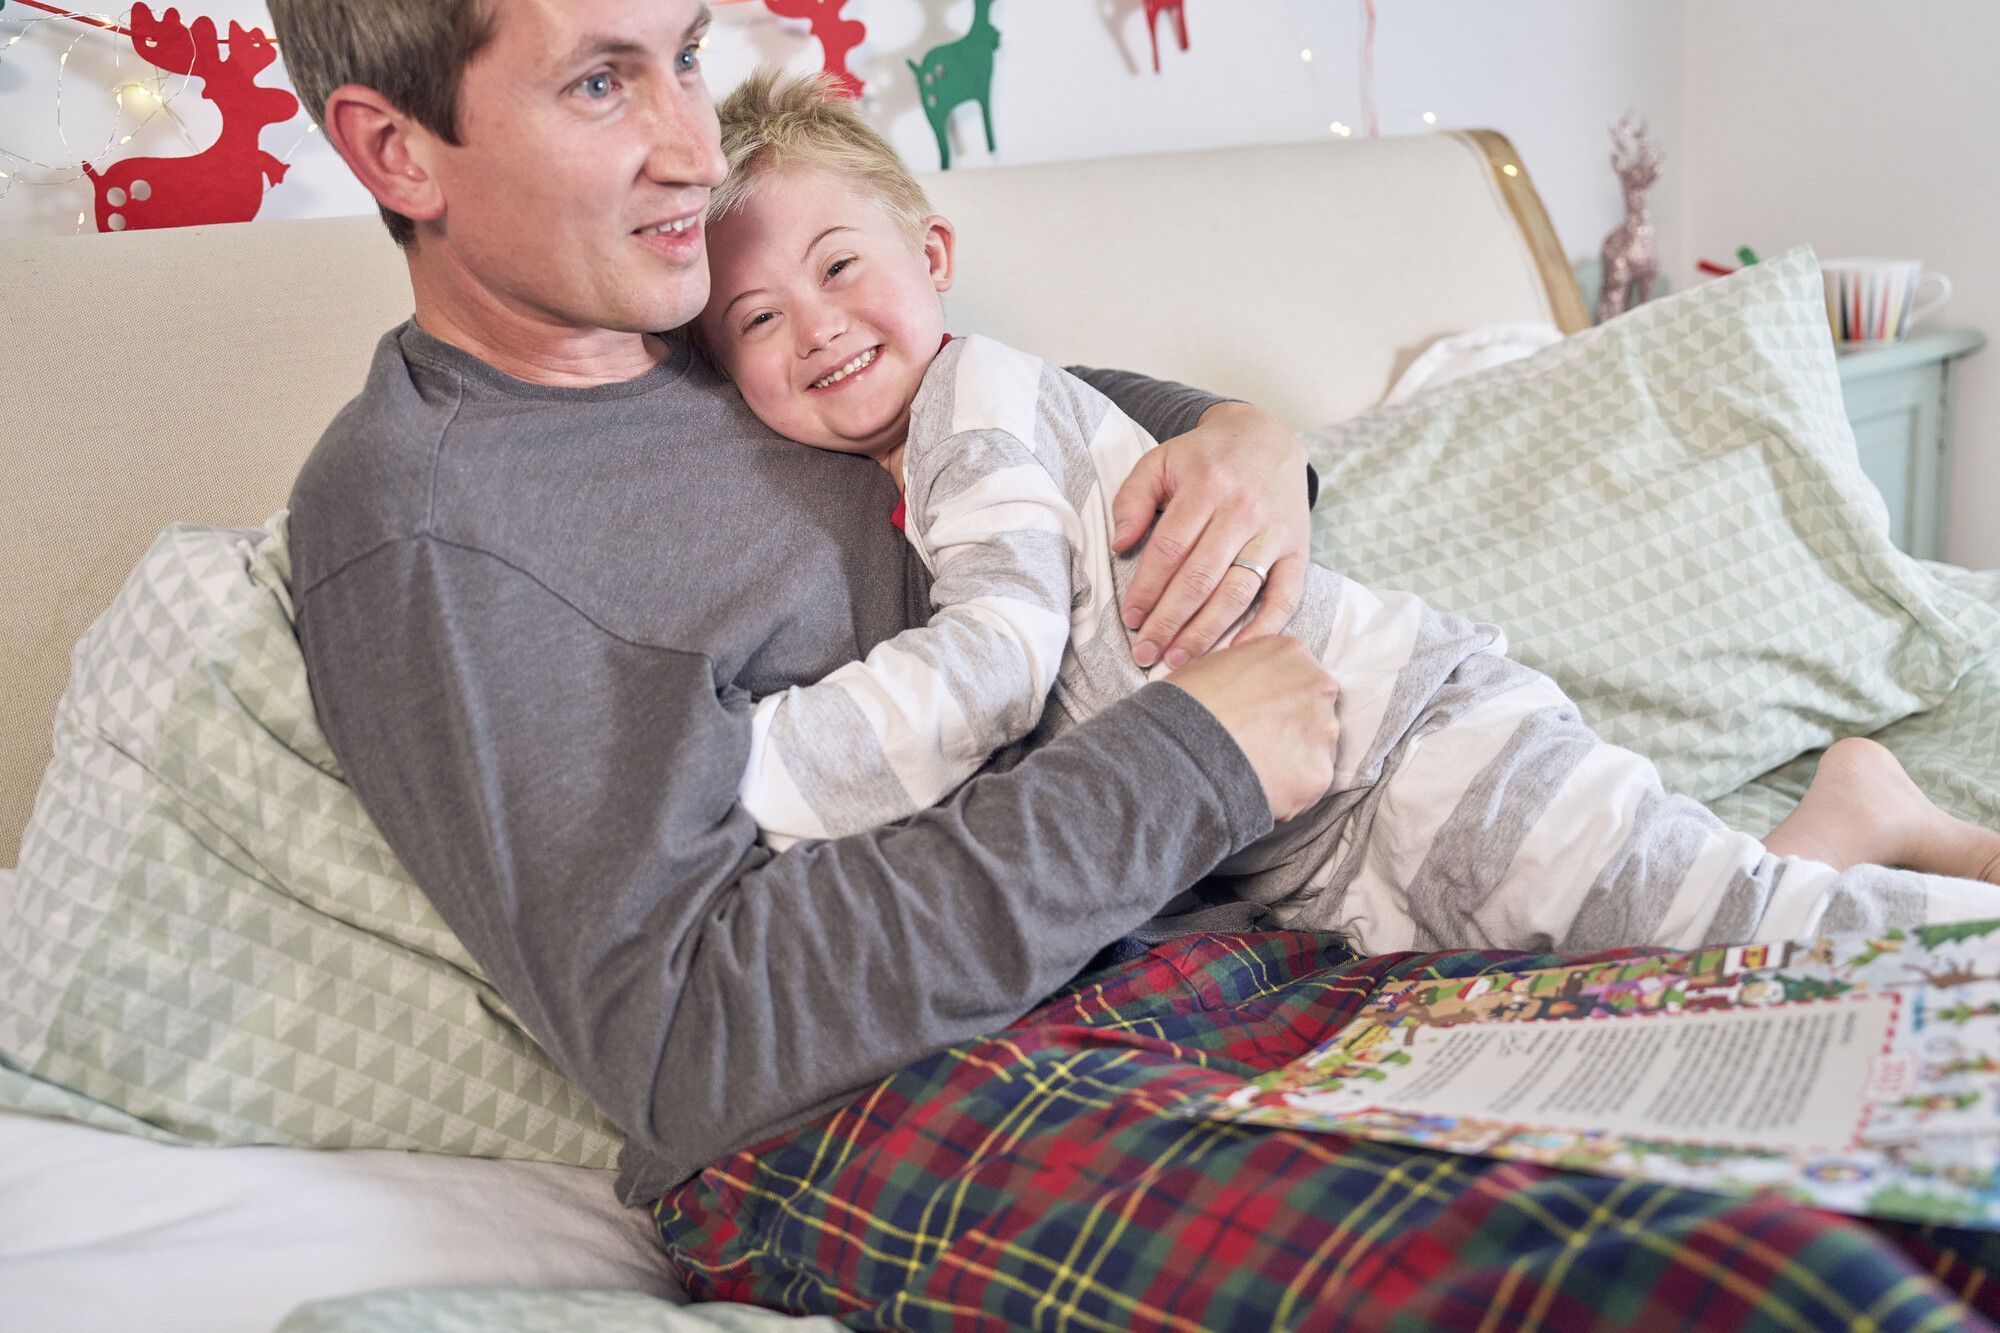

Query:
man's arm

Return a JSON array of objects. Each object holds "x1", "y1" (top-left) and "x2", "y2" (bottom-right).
[
  {"x1": 296, "y1": 535, "x2": 1272, "y2": 1201},
  {"x1": 1068, "y1": 368, "x2": 1316, "y2": 666},
  {"x1": 740, "y1": 427, "x2": 1075, "y2": 845}
]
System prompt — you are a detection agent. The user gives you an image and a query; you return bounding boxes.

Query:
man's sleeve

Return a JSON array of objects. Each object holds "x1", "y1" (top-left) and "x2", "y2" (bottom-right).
[
  {"x1": 1069, "y1": 366, "x2": 1321, "y2": 509},
  {"x1": 296, "y1": 535, "x2": 1272, "y2": 1201},
  {"x1": 1067, "y1": 365, "x2": 1228, "y2": 443},
  {"x1": 742, "y1": 428, "x2": 1074, "y2": 846}
]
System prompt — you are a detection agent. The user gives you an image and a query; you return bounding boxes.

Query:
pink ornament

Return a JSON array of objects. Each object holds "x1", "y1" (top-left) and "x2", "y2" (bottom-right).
[{"x1": 1596, "y1": 114, "x2": 1666, "y2": 322}]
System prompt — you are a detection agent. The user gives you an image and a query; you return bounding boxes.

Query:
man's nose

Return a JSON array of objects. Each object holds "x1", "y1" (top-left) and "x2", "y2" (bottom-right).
[{"x1": 640, "y1": 84, "x2": 728, "y2": 189}]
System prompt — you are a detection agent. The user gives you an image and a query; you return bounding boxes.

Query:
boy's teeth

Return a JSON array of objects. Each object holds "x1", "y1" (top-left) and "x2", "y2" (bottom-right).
[
  {"x1": 640, "y1": 218, "x2": 695, "y2": 235},
  {"x1": 813, "y1": 346, "x2": 878, "y2": 388}
]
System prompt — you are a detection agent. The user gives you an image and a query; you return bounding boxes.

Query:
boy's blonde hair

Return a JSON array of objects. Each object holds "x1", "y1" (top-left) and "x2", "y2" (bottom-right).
[{"x1": 711, "y1": 69, "x2": 934, "y2": 240}]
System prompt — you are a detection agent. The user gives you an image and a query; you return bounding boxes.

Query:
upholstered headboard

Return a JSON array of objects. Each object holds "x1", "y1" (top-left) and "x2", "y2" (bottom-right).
[{"x1": 0, "y1": 129, "x2": 1585, "y2": 865}]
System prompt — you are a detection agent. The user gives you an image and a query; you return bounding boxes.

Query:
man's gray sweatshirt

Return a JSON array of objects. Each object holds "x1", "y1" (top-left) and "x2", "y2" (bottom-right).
[{"x1": 287, "y1": 323, "x2": 1274, "y2": 1204}]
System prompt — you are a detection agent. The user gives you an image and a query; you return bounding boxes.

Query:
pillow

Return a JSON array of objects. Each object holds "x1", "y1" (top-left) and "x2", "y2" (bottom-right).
[
  {"x1": 1306, "y1": 248, "x2": 2000, "y2": 800},
  {"x1": 0, "y1": 515, "x2": 623, "y2": 1167},
  {"x1": 0, "y1": 1108, "x2": 680, "y2": 1333},
  {"x1": 1705, "y1": 562, "x2": 2000, "y2": 838},
  {"x1": 1380, "y1": 320, "x2": 1565, "y2": 405}
]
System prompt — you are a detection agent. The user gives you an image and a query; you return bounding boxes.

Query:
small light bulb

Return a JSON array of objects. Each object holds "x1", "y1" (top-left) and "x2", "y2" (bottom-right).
[
  {"x1": 1300, "y1": 48, "x2": 1313, "y2": 62},
  {"x1": 1422, "y1": 111, "x2": 1438, "y2": 125},
  {"x1": 1330, "y1": 121, "x2": 1351, "y2": 137},
  {"x1": 1502, "y1": 163, "x2": 1519, "y2": 177}
]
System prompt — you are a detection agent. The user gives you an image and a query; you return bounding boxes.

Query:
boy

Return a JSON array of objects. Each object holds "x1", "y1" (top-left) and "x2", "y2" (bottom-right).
[{"x1": 696, "y1": 71, "x2": 2000, "y2": 954}]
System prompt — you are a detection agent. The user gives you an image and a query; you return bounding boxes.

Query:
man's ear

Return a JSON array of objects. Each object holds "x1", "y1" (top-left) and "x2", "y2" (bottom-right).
[
  {"x1": 923, "y1": 214, "x2": 956, "y2": 294},
  {"x1": 321, "y1": 83, "x2": 447, "y2": 226}
]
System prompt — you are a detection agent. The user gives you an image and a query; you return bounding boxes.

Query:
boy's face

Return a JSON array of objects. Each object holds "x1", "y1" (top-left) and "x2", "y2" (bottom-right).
[{"x1": 698, "y1": 163, "x2": 954, "y2": 457}]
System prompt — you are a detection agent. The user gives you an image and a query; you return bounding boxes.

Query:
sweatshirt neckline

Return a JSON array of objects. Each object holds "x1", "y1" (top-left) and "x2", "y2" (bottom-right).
[{"x1": 397, "y1": 320, "x2": 694, "y2": 403}]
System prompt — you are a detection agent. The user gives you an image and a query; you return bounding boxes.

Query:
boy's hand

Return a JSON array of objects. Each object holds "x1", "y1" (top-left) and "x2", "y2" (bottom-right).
[{"x1": 1110, "y1": 401, "x2": 1311, "y2": 669}]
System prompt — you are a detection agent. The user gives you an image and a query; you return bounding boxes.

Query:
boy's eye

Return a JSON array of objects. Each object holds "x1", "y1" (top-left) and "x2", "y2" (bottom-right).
[
  {"x1": 743, "y1": 311, "x2": 775, "y2": 333},
  {"x1": 677, "y1": 42, "x2": 702, "y2": 74}
]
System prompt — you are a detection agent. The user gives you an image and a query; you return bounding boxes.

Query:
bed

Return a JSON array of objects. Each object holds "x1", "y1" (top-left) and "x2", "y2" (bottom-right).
[{"x1": 6, "y1": 129, "x2": 2000, "y2": 1330}]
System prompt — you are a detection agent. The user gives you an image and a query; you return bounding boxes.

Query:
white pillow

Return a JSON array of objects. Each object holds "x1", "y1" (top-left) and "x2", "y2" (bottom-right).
[
  {"x1": 1381, "y1": 321, "x2": 1566, "y2": 405},
  {"x1": 0, "y1": 1108, "x2": 679, "y2": 1333}
]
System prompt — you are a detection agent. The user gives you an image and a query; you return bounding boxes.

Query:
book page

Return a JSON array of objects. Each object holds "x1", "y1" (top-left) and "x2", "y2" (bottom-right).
[
  {"x1": 1179, "y1": 925, "x2": 2000, "y2": 1230},
  {"x1": 1268, "y1": 997, "x2": 1894, "y2": 1153}
]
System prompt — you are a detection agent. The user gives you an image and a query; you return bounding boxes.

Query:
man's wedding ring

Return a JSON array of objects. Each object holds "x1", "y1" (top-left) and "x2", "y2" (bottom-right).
[{"x1": 1230, "y1": 557, "x2": 1272, "y2": 583}]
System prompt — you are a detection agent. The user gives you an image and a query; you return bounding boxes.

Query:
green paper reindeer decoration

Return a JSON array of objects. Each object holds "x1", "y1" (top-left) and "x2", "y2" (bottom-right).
[{"x1": 907, "y1": 0, "x2": 999, "y2": 170}]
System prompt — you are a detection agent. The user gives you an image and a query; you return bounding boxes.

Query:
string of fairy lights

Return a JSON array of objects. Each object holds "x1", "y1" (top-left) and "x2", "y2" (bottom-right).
[
  {"x1": 2, "y1": 1, "x2": 1449, "y2": 233},
  {"x1": 0, "y1": 0, "x2": 317, "y2": 228}
]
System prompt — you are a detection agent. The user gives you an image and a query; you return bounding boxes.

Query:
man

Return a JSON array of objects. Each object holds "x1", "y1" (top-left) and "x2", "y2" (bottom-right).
[
  {"x1": 266, "y1": 4, "x2": 2000, "y2": 1324},
  {"x1": 270, "y1": 0, "x2": 1338, "y2": 1204}
]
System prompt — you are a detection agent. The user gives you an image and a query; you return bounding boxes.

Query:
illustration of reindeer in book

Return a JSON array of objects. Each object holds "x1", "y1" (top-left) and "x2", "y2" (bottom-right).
[
  {"x1": 908, "y1": 0, "x2": 999, "y2": 170},
  {"x1": 82, "y1": 5, "x2": 299, "y2": 232},
  {"x1": 1906, "y1": 957, "x2": 2000, "y2": 990},
  {"x1": 763, "y1": 0, "x2": 866, "y2": 99}
]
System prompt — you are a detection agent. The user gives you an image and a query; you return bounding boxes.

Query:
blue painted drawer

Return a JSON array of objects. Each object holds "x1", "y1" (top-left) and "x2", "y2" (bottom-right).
[{"x1": 1836, "y1": 328, "x2": 1985, "y2": 561}]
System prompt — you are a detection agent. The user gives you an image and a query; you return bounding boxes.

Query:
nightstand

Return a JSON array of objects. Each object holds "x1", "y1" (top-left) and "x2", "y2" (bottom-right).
[{"x1": 1837, "y1": 328, "x2": 1985, "y2": 560}]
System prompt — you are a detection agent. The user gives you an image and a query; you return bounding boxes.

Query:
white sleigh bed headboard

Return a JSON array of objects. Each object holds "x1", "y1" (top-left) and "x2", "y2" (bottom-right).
[
  {"x1": 0, "y1": 128, "x2": 1585, "y2": 865},
  {"x1": 927, "y1": 129, "x2": 1587, "y2": 429}
]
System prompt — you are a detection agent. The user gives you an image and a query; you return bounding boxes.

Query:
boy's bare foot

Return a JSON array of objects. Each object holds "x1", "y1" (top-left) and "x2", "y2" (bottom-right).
[{"x1": 1765, "y1": 737, "x2": 2000, "y2": 883}]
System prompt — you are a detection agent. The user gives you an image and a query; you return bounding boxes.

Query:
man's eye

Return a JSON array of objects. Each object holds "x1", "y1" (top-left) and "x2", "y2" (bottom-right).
[
  {"x1": 677, "y1": 43, "x2": 702, "y2": 74},
  {"x1": 578, "y1": 71, "x2": 616, "y2": 99}
]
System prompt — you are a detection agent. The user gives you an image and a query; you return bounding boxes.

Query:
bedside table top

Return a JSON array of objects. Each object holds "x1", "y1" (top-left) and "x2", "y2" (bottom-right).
[{"x1": 1835, "y1": 327, "x2": 1986, "y2": 382}]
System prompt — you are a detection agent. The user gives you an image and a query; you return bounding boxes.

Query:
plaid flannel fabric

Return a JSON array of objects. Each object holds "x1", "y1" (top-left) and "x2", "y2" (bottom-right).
[{"x1": 657, "y1": 931, "x2": 2000, "y2": 1331}]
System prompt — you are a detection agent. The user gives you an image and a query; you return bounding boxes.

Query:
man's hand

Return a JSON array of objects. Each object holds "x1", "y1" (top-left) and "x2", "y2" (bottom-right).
[
  {"x1": 1166, "y1": 638, "x2": 1339, "y2": 822},
  {"x1": 1110, "y1": 400, "x2": 1312, "y2": 670}
]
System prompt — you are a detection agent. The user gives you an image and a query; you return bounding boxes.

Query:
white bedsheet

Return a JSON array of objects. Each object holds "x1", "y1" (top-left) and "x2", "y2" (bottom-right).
[{"x1": 0, "y1": 1023, "x2": 687, "y2": 1332}]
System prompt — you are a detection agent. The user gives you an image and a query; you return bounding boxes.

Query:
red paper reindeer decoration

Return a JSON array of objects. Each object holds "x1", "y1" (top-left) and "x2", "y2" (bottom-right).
[
  {"x1": 1143, "y1": 0, "x2": 1188, "y2": 74},
  {"x1": 81, "y1": 4, "x2": 298, "y2": 231},
  {"x1": 763, "y1": 0, "x2": 865, "y2": 99}
]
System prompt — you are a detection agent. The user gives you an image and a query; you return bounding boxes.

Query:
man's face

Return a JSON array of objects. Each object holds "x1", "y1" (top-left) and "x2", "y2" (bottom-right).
[
  {"x1": 698, "y1": 164, "x2": 953, "y2": 458},
  {"x1": 420, "y1": 0, "x2": 727, "y2": 338}
]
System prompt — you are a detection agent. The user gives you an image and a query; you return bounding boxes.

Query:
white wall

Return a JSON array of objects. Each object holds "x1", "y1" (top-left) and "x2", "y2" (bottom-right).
[
  {"x1": 1, "y1": 1, "x2": 1680, "y2": 274},
  {"x1": 1679, "y1": 0, "x2": 2000, "y2": 568},
  {"x1": 42, "y1": 6, "x2": 1999, "y2": 562}
]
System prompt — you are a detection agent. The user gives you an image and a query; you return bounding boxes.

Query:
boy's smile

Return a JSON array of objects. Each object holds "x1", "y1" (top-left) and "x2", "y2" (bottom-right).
[{"x1": 698, "y1": 163, "x2": 956, "y2": 469}]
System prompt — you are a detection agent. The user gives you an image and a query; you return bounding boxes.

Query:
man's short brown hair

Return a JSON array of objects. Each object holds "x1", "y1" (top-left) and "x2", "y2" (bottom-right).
[{"x1": 268, "y1": 0, "x2": 497, "y2": 248}]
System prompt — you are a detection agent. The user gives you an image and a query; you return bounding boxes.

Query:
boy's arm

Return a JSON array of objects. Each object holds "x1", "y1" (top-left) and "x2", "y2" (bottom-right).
[{"x1": 740, "y1": 426, "x2": 1077, "y2": 844}]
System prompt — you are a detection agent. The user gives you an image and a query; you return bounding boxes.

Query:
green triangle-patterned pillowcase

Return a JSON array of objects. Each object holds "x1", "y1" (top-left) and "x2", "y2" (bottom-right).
[
  {"x1": 1306, "y1": 247, "x2": 2000, "y2": 801},
  {"x1": 0, "y1": 515, "x2": 624, "y2": 1167}
]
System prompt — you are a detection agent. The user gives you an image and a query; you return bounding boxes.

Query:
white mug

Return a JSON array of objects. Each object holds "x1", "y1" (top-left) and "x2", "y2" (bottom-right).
[{"x1": 1822, "y1": 258, "x2": 1952, "y2": 345}]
